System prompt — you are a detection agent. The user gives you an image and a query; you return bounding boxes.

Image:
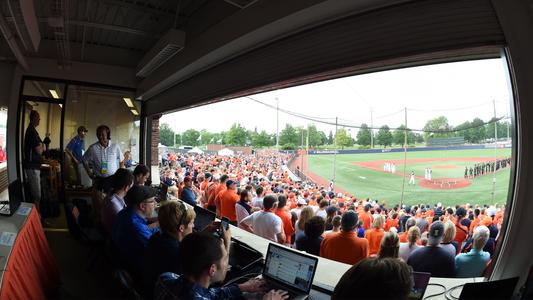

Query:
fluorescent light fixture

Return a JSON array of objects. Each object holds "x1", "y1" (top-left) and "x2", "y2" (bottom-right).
[
  {"x1": 49, "y1": 89, "x2": 60, "y2": 99},
  {"x1": 130, "y1": 109, "x2": 139, "y2": 116},
  {"x1": 123, "y1": 97, "x2": 134, "y2": 108}
]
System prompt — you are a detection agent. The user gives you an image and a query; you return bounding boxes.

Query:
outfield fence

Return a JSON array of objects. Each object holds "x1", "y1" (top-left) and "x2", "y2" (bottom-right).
[{"x1": 308, "y1": 143, "x2": 511, "y2": 155}]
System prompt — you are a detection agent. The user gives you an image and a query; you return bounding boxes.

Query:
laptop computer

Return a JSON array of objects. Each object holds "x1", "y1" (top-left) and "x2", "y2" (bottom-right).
[
  {"x1": 262, "y1": 243, "x2": 318, "y2": 300},
  {"x1": 408, "y1": 272, "x2": 431, "y2": 300},
  {"x1": 0, "y1": 180, "x2": 23, "y2": 216},
  {"x1": 193, "y1": 205, "x2": 216, "y2": 232},
  {"x1": 459, "y1": 277, "x2": 519, "y2": 300}
]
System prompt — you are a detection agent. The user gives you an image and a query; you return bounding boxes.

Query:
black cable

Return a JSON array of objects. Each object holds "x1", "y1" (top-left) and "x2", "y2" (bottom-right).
[
  {"x1": 445, "y1": 284, "x2": 466, "y2": 300},
  {"x1": 423, "y1": 283, "x2": 447, "y2": 300}
]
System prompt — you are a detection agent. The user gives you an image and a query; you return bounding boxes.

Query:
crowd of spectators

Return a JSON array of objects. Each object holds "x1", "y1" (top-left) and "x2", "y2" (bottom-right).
[{"x1": 99, "y1": 149, "x2": 505, "y2": 299}]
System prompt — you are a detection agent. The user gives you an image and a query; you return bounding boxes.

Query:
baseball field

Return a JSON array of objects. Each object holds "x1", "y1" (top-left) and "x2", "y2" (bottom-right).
[{"x1": 305, "y1": 148, "x2": 512, "y2": 207}]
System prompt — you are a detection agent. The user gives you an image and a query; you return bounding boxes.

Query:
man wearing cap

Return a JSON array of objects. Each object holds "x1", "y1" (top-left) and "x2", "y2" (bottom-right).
[
  {"x1": 218, "y1": 179, "x2": 240, "y2": 225},
  {"x1": 455, "y1": 225, "x2": 491, "y2": 278},
  {"x1": 320, "y1": 211, "x2": 369, "y2": 265},
  {"x1": 112, "y1": 185, "x2": 160, "y2": 283},
  {"x1": 180, "y1": 176, "x2": 197, "y2": 207},
  {"x1": 407, "y1": 221, "x2": 455, "y2": 277}
]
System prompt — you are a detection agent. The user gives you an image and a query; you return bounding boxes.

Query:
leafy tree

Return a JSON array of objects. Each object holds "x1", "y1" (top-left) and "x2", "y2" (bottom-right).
[
  {"x1": 376, "y1": 125, "x2": 393, "y2": 147},
  {"x1": 252, "y1": 130, "x2": 274, "y2": 147},
  {"x1": 319, "y1": 131, "x2": 328, "y2": 146},
  {"x1": 392, "y1": 125, "x2": 415, "y2": 146},
  {"x1": 454, "y1": 121, "x2": 472, "y2": 142},
  {"x1": 415, "y1": 133, "x2": 424, "y2": 144},
  {"x1": 307, "y1": 124, "x2": 323, "y2": 147},
  {"x1": 335, "y1": 128, "x2": 353, "y2": 149},
  {"x1": 199, "y1": 129, "x2": 214, "y2": 145},
  {"x1": 182, "y1": 129, "x2": 200, "y2": 146},
  {"x1": 279, "y1": 124, "x2": 299, "y2": 145},
  {"x1": 469, "y1": 118, "x2": 486, "y2": 143},
  {"x1": 328, "y1": 131, "x2": 334, "y2": 145},
  {"x1": 356, "y1": 123, "x2": 372, "y2": 146},
  {"x1": 225, "y1": 123, "x2": 247, "y2": 146},
  {"x1": 295, "y1": 127, "x2": 307, "y2": 148},
  {"x1": 159, "y1": 123, "x2": 175, "y2": 146},
  {"x1": 281, "y1": 143, "x2": 296, "y2": 150},
  {"x1": 423, "y1": 116, "x2": 451, "y2": 141},
  {"x1": 485, "y1": 119, "x2": 510, "y2": 141}
]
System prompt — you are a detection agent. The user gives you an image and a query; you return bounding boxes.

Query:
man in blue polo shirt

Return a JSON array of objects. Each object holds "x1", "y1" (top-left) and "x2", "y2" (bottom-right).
[
  {"x1": 455, "y1": 225, "x2": 491, "y2": 277},
  {"x1": 112, "y1": 185, "x2": 159, "y2": 284},
  {"x1": 66, "y1": 126, "x2": 88, "y2": 165}
]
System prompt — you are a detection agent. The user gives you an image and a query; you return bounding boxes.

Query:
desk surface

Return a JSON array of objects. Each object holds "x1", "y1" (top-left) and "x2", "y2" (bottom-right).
[{"x1": 230, "y1": 225, "x2": 484, "y2": 299}]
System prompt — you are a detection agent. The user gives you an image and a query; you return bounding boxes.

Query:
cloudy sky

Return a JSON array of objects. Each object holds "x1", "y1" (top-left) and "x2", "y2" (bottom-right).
[{"x1": 160, "y1": 58, "x2": 513, "y2": 135}]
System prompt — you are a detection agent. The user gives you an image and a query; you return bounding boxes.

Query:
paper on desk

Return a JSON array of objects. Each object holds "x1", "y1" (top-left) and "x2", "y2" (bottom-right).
[
  {"x1": 16, "y1": 206, "x2": 31, "y2": 216},
  {"x1": 0, "y1": 232, "x2": 16, "y2": 247}
]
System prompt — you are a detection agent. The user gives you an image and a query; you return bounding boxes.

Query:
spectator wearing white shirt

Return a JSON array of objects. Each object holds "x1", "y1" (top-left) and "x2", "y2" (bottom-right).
[
  {"x1": 399, "y1": 226, "x2": 422, "y2": 262},
  {"x1": 251, "y1": 186, "x2": 265, "y2": 209},
  {"x1": 316, "y1": 200, "x2": 328, "y2": 219},
  {"x1": 83, "y1": 125, "x2": 124, "y2": 192},
  {"x1": 291, "y1": 198, "x2": 306, "y2": 219},
  {"x1": 240, "y1": 194, "x2": 285, "y2": 243},
  {"x1": 101, "y1": 168, "x2": 134, "y2": 235}
]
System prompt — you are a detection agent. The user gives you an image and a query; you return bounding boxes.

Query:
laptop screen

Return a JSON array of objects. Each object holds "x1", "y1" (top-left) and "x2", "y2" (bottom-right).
[
  {"x1": 408, "y1": 272, "x2": 431, "y2": 300},
  {"x1": 263, "y1": 243, "x2": 318, "y2": 294},
  {"x1": 193, "y1": 206, "x2": 215, "y2": 232}
]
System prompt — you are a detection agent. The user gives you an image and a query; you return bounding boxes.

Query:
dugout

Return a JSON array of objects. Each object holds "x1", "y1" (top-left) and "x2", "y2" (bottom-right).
[{"x1": 0, "y1": 0, "x2": 531, "y2": 298}]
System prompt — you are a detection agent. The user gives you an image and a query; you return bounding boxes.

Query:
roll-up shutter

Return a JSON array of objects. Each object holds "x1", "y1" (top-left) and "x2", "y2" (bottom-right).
[{"x1": 144, "y1": 0, "x2": 505, "y2": 115}]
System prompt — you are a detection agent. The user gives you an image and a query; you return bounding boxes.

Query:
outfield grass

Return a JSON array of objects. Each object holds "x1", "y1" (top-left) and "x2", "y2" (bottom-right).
[{"x1": 307, "y1": 149, "x2": 512, "y2": 207}]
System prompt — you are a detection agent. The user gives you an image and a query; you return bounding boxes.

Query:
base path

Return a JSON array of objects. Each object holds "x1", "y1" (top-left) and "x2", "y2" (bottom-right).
[{"x1": 289, "y1": 152, "x2": 351, "y2": 196}]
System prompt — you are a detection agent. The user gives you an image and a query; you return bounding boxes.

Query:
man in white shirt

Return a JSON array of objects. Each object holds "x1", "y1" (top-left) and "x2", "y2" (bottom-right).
[
  {"x1": 251, "y1": 186, "x2": 265, "y2": 209},
  {"x1": 83, "y1": 125, "x2": 124, "y2": 192},
  {"x1": 240, "y1": 194, "x2": 285, "y2": 243}
]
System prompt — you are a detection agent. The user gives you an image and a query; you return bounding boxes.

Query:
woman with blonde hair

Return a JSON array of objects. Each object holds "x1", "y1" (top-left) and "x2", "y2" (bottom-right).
[
  {"x1": 295, "y1": 206, "x2": 315, "y2": 236},
  {"x1": 378, "y1": 231, "x2": 400, "y2": 259},
  {"x1": 441, "y1": 220, "x2": 457, "y2": 256},
  {"x1": 399, "y1": 226, "x2": 421, "y2": 262},
  {"x1": 365, "y1": 215, "x2": 385, "y2": 256}
]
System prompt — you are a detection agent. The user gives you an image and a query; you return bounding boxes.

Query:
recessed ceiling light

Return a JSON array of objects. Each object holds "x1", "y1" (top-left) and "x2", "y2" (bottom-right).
[
  {"x1": 123, "y1": 97, "x2": 134, "y2": 108},
  {"x1": 49, "y1": 89, "x2": 60, "y2": 99},
  {"x1": 131, "y1": 109, "x2": 139, "y2": 116}
]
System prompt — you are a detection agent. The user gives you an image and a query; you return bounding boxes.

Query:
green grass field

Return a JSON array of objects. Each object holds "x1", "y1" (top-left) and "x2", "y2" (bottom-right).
[{"x1": 307, "y1": 149, "x2": 512, "y2": 207}]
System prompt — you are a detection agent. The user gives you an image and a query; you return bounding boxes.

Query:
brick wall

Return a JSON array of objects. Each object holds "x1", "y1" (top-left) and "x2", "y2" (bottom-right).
[{"x1": 151, "y1": 115, "x2": 161, "y2": 166}]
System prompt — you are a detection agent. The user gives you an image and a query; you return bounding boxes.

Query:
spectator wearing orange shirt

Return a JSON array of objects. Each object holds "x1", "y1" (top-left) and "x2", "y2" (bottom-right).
[
  {"x1": 453, "y1": 207, "x2": 469, "y2": 254},
  {"x1": 214, "y1": 175, "x2": 229, "y2": 216},
  {"x1": 359, "y1": 205, "x2": 373, "y2": 230},
  {"x1": 205, "y1": 176, "x2": 219, "y2": 212},
  {"x1": 320, "y1": 211, "x2": 369, "y2": 265},
  {"x1": 399, "y1": 218, "x2": 416, "y2": 243},
  {"x1": 385, "y1": 212, "x2": 399, "y2": 232},
  {"x1": 365, "y1": 215, "x2": 385, "y2": 256},
  {"x1": 219, "y1": 180, "x2": 239, "y2": 225},
  {"x1": 469, "y1": 208, "x2": 481, "y2": 234},
  {"x1": 274, "y1": 195, "x2": 295, "y2": 245}
]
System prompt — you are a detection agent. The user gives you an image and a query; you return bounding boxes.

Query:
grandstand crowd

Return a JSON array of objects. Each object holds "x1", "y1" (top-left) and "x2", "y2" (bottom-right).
[{"x1": 102, "y1": 149, "x2": 506, "y2": 299}]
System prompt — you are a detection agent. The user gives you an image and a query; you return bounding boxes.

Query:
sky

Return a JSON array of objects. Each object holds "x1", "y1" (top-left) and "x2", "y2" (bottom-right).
[{"x1": 160, "y1": 58, "x2": 513, "y2": 136}]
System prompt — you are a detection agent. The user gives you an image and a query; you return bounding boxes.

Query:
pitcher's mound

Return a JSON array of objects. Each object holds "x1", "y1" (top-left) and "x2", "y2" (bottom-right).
[{"x1": 418, "y1": 178, "x2": 471, "y2": 190}]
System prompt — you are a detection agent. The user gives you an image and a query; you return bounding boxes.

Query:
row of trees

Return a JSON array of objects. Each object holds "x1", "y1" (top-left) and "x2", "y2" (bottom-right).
[{"x1": 160, "y1": 116, "x2": 510, "y2": 149}]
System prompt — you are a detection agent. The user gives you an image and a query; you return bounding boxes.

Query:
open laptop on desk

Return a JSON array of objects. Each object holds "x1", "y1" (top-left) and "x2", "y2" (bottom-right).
[
  {"x1": 262, "y1": 243, "x2": 318, "y2": 300},
  {"x1": 408, "y1": 272, "x2": 431, "y2": 300},
  {"x1": 193, "y1": 206, "x2": 216, "y2": 232},
  {"x1": 0, "y1": 180, "x2": 23, "y2": 216}
]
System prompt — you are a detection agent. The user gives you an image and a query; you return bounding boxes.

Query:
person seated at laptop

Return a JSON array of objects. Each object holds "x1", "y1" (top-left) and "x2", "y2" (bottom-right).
[
  {"x1": 144, "y1": 201, "x2": 196, "y2": 295},
  {"x1": 332, "y1": 257, "x2": 413, "y2": 300},
  {"x1": 455, "y1": 225, "x2": 491, "y2": 278},
  {"x1": 101, "y1": 168, "x2": 134, "y2": 235},
  {"x1": 154, "y1": 232, "x2": 288, "y2": 300},
  {"x1": 240, "y1": 194, "x2": 286, "y2": 243},
  {"x1": 112, "y1": 185, "x2": 160, "y2": 284},
  {"x1": 407, "y1": 221, "x2": 455, "y2": 278},
  {"x1": 295, "y1": 216, "x2": 325, "y2": 256},
  {"x1": 320, "y1": 211, "x2": 369, "y2": 265}
]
